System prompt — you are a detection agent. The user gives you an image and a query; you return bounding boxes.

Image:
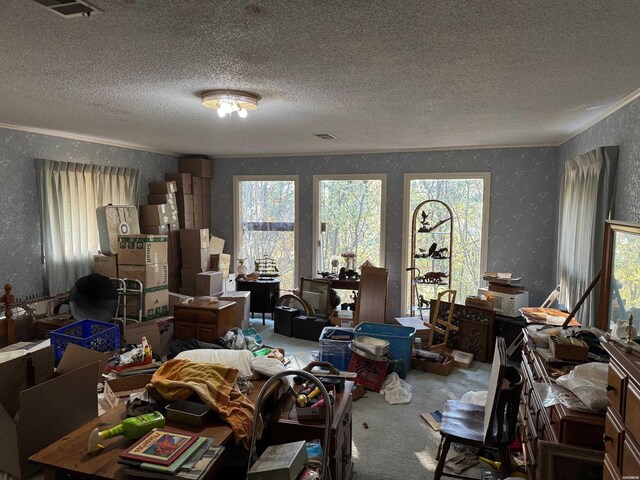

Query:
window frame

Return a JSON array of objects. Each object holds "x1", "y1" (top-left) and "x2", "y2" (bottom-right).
[
  {"x1": 233, "y1": 175, "x2": 299, "y2": 288},
  {"x1": 400, "y1": 172, "x2": 491, "y2": 315},
  {"x1": 312, "y1": 173, "x2": 387, "y2": 275}
]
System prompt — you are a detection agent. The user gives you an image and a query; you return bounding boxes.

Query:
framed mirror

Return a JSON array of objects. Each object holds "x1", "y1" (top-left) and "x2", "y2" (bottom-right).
[
  {"x1": 598, "y1": 220, "x2": 640, "y2": 332},
  {"x1": 299, "y1": 277, "x2": 332, "y2": 319},
  {"x1": 274, "y1": 293, "x2": 314, "y2": 317}
]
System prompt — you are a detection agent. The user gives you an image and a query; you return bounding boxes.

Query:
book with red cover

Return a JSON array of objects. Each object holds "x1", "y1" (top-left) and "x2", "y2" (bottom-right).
[{"x1": 120, "y1": 429, "x2": 199, "y2": 466}]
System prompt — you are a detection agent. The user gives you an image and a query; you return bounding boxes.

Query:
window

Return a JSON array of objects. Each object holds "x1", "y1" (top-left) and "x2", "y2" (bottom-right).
[
  {"x1": 313, "y1": 175, "x2": 386, "y2": 274},
  {"x1": 402, "y1": 173, "x2": 490, "y2": 314},
  {"x1": 36, "y1": 159, "x2": 140, "y2": 294},
  {"x1": 234, "y1": 176, "x2": 298, "y2": 291}
]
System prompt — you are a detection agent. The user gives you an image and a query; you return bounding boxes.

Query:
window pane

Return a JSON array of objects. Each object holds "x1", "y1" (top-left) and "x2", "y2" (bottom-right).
[
  {"x1": 318, "y1": 179, "x2": 383, "y2": 272},
  {"x1": 407, "y1": 178, "x2": 485, "y2": 310},
  {"x1": 239, "y1": 180, "x2": 296, "y2": 290}
]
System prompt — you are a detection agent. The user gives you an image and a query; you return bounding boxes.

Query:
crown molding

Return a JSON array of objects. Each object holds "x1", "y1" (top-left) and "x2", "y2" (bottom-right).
[
  {"x1": 558, "y1": 87, "x2": 640, "y2": 146},
  {"x1": 0, "y1": 123, "x2": 180, "y2": 156}
]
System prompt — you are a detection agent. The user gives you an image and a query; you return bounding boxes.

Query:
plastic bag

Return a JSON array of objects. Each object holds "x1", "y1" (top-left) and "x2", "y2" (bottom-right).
[
  {"x1": 460, "y1": 390, "x2": 487, "y2": 406},
  {"x1": 379, "y1": 372, "x2": 412, "y2": 404},
  {"x1": 555, "y1": 362, "x2": 609, "y2": 411}
]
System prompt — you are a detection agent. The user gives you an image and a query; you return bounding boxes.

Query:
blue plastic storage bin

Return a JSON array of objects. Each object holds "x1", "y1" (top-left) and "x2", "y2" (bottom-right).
[
  {"x1": 319, "y1": 327, "x2": 354, "y2": 371},
  {"x1": 353, "y1": 322, "x2": 416, "y2": 378},
  {"x1": 50, "y1": 319, "x2": 120, "y2": 366}
]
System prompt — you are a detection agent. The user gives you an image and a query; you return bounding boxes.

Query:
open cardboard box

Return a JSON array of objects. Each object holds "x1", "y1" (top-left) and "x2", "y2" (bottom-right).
[
  {"x1": 124, "y1": 316, "x2": 174, "y2": 358},
  {"x1": 0, "y1": 344, "x2": 99, "y2": 479},
  {"x1": 104, "y1": 374, "x2": 154, "y2": 409}
]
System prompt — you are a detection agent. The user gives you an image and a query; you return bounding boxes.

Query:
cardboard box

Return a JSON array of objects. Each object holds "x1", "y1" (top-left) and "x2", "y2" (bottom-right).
[
  {"x1": 210, "y1": 253, "x2": 231, "y2": 277},
  {"x1": 176, "y1": 194, "x2": 194, "y2": 215},
  {"x1": 465, "y1": 296, "x2": 494, "y2": 310},
  {"x1": 93, "y1": 254, "x2": 117, "y2": 278},
  {"x1": 179, "y1": 213, "x2": 195, "y2": 229},
  {"x1": 104, "y1": 374, "x2": 154, "y2": 409},
  {"x1": 126, "y1": 286, "x2": 170, "y2": 321},
  {"x1": 124, "y1": 316, "x2": 174, "y2": 358},
  {"x1": 192, "y1": 177, "x2": 202, "y2": 196},
  {"x1": 118, "y1": 263, "x2": 169, "y2": 289},
  {"x1": 165, "y1": 173, "x2": 192, "y2": 194},
  {"x1": 202, "y1": 181, "x2": 211, "y2": 197},
  {"x1": 220, "y1": 291, "x2": 251, "y2": 329},
  {"x1": 179, "y1": 156, "x2": 212, "y2": 179},
  {"x1": 181, "y1": 268, "x2": 204, "y2": 289},
  {"x1": 209, "y1": 236, "x2": 225, "y2": 255},
  {"x1": 180, "y1": 229, "x2": 210, "y2": 249},
  {"x1": 118, "y1": 235, "x2": 168, "y2": 265},
  {"x1": 148, "y1": 180, "x2": 177, "y2": 194},
  {"x1": 193, "y1": 195, "x2": 203, "y2": 215},
  {"x1": 203, "y1": 194, "x2": 211, "y2": 213},
  {"x1": 0, "y1": 346, "x2": 98, "y2": 479},
  {"x1": 195, "y1": 271, "x2": 224, "y2": 296},
  {"x1": 141, "y1": 224, "x2": 170, "y2": 235},
  {"x1": 147, "y1": 193, "x2": 176, "y2": 206},
  {"x1": 549, "y1": 336, "x2": 589, "y2": 362},
  {"x1": 202, "y1": 215, "x2": 211, "y2": 229},
  {"x1": 179, "y1": 287, "x2": 196, "y2": 296},
  {"x1": 452, "y1": 349, "x2": 474, "y2": 368},
  {"x1": 411, "y1": 355, "x2": 455, "y2": 376},
  {"x1": 139, "y1": 204, "x2": 175, "y2": 227},
  {"x1": 182, "y1": 248, "x2": 210, "y2": 270},
  {"x1": 193, "y1": 213, "x2": 203, "y2": 229}
]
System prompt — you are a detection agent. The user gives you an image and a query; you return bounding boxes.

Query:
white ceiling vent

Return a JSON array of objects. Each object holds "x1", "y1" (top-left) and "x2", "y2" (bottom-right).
[
  {"x1": 314, "y1": 133, "x2": 337, "y2": 140},
  {"x1": 31, "y1": 0, "x2": 100, "y2": 18}
]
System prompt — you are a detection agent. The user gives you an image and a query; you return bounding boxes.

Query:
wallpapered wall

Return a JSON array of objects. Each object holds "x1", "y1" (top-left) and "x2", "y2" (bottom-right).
[
  {"x1": 212, "y1": 147, "x2": 560, "y2": 318},
  {"x1": 0, "y1": 127, "x2": 177, "y2": 298},
  {"x1": 560, "y1": 97, "x2": 640, "y2": 224}
]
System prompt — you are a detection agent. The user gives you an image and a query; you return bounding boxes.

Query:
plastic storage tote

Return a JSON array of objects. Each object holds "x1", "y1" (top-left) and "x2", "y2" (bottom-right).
[
  {"x1": 353, "y1": 322, "x2": 416, "y2": 378},
  {"x1": 50, "y1": 319, "x2": 120, "y2": 366},
  {"x1": 319, "y1": 327, "x2": 354, "y2": 371}
]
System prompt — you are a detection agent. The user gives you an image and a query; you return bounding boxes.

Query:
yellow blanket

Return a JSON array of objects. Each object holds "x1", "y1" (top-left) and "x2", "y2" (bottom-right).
[{"x1": 150, "y1": 359, "x2": 262, "y2": 447}]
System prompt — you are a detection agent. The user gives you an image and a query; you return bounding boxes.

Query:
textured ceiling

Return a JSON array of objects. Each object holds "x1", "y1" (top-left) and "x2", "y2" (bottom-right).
[{"x1": 1, "y1": 0, "x2": 640, "y2": 157}]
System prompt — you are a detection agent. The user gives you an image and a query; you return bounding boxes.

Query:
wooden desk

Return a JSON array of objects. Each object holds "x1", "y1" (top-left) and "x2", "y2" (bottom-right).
[
  {"x1": 327, "y1": 279, "x2": 360, "y2": 291},
  {"x1": 30, "y1": 379, "x2": 280, "y2": 480}
]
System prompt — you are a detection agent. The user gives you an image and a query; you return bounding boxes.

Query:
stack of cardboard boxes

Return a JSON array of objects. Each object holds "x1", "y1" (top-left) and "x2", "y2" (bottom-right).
[
  {"x1": 177, "y1": 157, "x2": 211, "y2": 230},
  {"x1": 117, "y1": 234, "x2": 170, "y2": 320},
  {"x1": 165, "y1": 172, "x2": 194, "y2": 230},
  {"x1": 179, "y1": 228, "x2": 211, "y2": 296}
]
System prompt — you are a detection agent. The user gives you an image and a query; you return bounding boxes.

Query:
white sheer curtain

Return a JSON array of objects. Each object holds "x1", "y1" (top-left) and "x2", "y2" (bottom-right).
[
  {"x1": 36, "y1": 159, "x2": 140, "y2": 295},
  {"x1": 556, "y1": 146, "x2": 618, "y2": 326}
]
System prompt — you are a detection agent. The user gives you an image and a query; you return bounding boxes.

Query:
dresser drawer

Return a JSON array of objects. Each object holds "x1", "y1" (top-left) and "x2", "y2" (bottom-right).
[
  {"x1": 624, "y1": 381, "x2": 640, "y2": 442},
  {"x1": 608, "y1": 362, "x2": 626, "y2": 414},
  {"x1": 622, "y1": 434, "x2": 640, "y2": 477},
  {"x1": 603, "y1": 452, "x2": 622, "y2": 480},
  {"x1": 604, "y1": 407, "x2": 625, "y2": 466}
]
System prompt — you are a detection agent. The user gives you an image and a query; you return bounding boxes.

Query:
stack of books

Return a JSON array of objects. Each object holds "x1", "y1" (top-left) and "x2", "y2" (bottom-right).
[{"x1": 118, "y1": 428, "x2": 224, "y2": 479}]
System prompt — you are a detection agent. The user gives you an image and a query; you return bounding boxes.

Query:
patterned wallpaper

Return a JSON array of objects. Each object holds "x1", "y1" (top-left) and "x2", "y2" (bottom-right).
[
  {"x1": 0, "y1": 127, "x2": 178, "y2": 298},
  {"x1": 560, "y1": 97, "x2": 640, "y2": 224},
  {"x1": 212, "y1": 147, "x2": 560, "y2": 317}
]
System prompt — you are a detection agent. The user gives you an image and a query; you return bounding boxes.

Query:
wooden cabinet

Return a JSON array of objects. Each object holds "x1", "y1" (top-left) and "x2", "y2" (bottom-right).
[
  {"x1": 173, "y1": 298, "x2": 236, "y2": 341},
  {"x1": 603, "y1": 341, "x2": 640, "y2": 478},
  {"x1": 236, "y1": 279, "x2": 280, "y2": 324},
  {"x1": 520, "y1": 330, "x2": 605, "y2": 479},
  {"x1": 269, "y1": 381, "x2": 354, "y2": 480}
]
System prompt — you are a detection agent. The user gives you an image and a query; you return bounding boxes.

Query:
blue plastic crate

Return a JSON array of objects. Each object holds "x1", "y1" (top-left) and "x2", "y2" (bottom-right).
[
  {"x1": 50, "y1": 319, "x2": 120, "y2": 366},
  {"x1": 353, "y1": 322, "x2": 416, "y2": 378},
  {"x1": 319, "y1": 327, "x2": 354, "y2": 371}
]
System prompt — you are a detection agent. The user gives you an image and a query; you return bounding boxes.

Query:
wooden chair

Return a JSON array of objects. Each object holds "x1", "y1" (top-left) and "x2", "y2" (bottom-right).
[
  {"x1": 434, "y1": 338, "x2": 522, "y2": 480},
  {"x1": 0, "y1": 283, "x2": 16, "y2": 347}
]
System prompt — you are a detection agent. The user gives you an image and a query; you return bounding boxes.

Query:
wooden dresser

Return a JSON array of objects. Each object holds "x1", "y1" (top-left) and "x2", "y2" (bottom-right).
[
  {"x1": 173, "y1": 298, "x2": 236, "y2": 342},
  {"x1": 520, "y1": 329, "x2": 605, "y2": 479},
  {"x1": 603, "y1": 341, "x2": 640, "y2": 479}
]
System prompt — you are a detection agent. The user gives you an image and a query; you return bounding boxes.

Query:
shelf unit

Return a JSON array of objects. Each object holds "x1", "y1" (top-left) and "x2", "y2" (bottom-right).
[{"x1": 409, "y1": 199, "x2": 453, "y2": 316}]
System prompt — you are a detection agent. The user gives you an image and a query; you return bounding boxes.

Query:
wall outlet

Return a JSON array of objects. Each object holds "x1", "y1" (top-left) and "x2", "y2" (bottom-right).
[{"x1": 387, "y1": 299, "x2": 394, "y2": 308}]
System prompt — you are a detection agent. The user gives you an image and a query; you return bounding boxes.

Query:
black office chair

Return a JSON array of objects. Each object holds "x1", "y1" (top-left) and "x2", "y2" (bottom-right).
[{"x1": 434, "y1": 338, "x2": 523, "y2": 480}]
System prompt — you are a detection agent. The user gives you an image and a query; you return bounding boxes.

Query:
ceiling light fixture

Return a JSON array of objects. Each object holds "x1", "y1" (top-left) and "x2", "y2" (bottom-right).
[{"x1": 201, "y1": 90, "x2": 259, "y2": 119}]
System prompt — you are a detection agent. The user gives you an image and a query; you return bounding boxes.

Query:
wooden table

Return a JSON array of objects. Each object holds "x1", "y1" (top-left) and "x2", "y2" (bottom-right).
[{"x1": 30, "y1": 379, "x2": 280, "y2": 479}]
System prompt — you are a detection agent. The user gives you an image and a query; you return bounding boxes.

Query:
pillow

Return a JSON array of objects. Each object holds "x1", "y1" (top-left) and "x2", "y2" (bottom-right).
[{"x1": 175, "y1": 349, "x2": 253, "y2": 378}]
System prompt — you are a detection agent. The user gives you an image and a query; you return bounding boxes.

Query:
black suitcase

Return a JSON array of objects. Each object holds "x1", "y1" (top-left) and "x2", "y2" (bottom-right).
[
  {"x1": 274, "y1": 306, "x2": 299, "y2": 337},
  {"x1": 293, "y1": 315, "x2": 330, "y2": 342}
]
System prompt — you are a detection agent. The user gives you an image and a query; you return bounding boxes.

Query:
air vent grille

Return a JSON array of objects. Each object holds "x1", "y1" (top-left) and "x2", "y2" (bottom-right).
[
  {"x1": 314, "y1": 133, "x2": 337, "y2": 140},
  {"x1": 31, "y1": 0, "x2": 100, "y2": 18}
]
